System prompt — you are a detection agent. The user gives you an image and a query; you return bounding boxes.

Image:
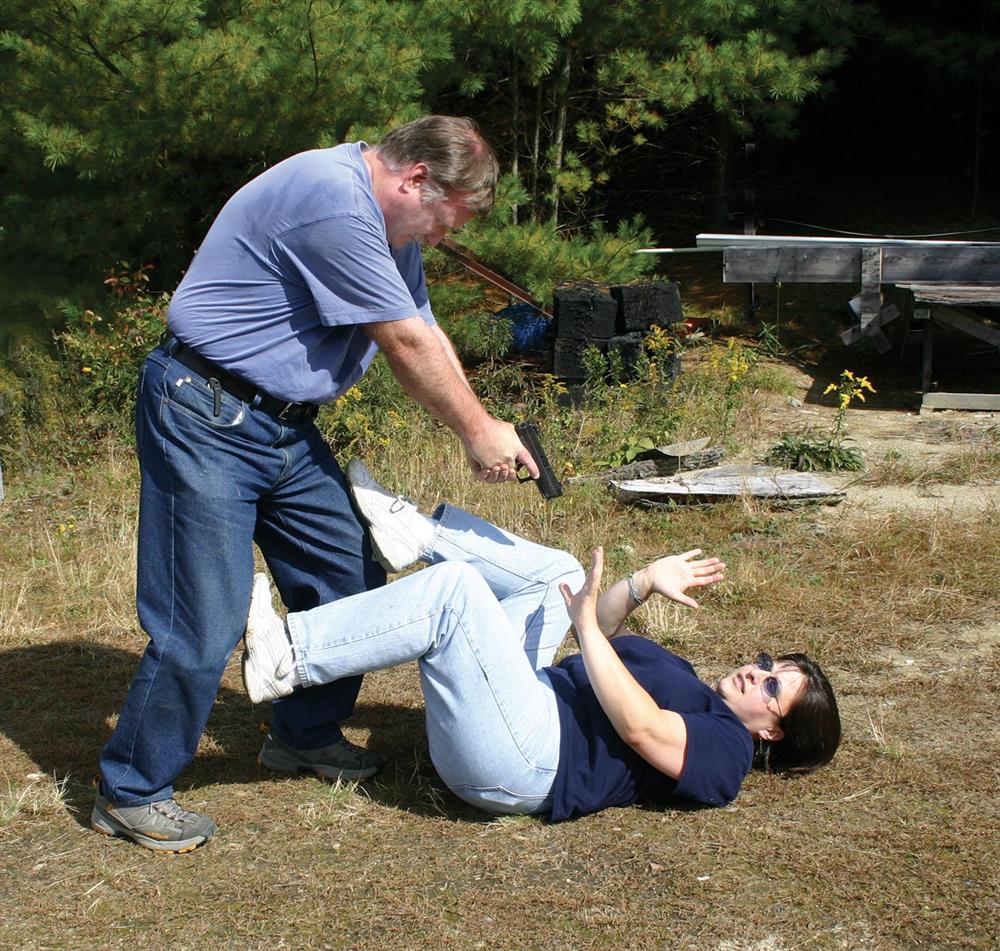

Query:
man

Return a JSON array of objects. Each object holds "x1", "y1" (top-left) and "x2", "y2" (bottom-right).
[{"x1": 92, "y1": 116, "x2": 537, "y2": 853}]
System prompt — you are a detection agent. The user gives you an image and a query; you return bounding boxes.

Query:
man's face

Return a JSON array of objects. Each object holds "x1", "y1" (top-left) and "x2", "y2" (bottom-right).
[
  {"x1": 715, "y1": 656, "x2": 807, "y2": 741},
  {"x1": 384, "y1": 164, "x2": 475, "y2": 248}
]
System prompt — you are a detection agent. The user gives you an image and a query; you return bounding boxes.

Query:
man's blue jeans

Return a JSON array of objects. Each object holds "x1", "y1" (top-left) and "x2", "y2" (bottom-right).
[{"x1": 99, "y1": 343, "x2": 384, "y2": 805}]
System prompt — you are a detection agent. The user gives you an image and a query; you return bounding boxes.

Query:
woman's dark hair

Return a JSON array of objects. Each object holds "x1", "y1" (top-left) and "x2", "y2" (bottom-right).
[{"x1": 754, "y1": 652, "x2": 841, "y2": 774}]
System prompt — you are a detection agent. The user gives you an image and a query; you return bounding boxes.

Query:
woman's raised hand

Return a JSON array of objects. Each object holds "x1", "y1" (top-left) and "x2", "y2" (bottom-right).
[
  {"x1": 560, "y1": 547, "x2": 604, "y2": 635},
  {"x1": 636, "y1": 550, "x2": 725, "y2": 609}
]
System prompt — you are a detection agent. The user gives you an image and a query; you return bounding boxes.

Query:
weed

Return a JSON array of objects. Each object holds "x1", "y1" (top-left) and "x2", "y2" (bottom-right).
[
  {"x1": 756, "y1": 320, "x2": 782, "y2": 356},
  {"x1": 867, "y1": 707, "x2": 905, "y2": 761},
  {"x1": 767, "y1": 431, "x2": 866, "y2": 472},
  {"x1": 0, "y1": 772, "x2": 69, "y2": 829},
  {"x1": 705, "y1": 338, "x2": 757, "y2": 439},
  {"x1": 767, "y1": 369, "x2": 875, "y2": 471}
]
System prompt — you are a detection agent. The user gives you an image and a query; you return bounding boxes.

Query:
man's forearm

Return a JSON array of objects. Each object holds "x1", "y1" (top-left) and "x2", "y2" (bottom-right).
[
  {"x1": 431, "y1": 323, "x2": 476, "y2": 397},
  {"x1": 366, "y1": 317, "x2": 491, "y2": 441}
]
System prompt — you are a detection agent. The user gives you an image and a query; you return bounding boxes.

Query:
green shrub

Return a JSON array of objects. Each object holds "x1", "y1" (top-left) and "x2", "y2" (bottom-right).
[
  {"x1": 315, "y1": 356, "x2": 410, "y2": 459},
  {"x1": 766, "y1": 432, "x2": 865, "y2": 472},
  {"x1": 432, "y1": 216, "x2": 658, "y2": 308},
  {"x1": 0, "y1": 335, "x2": 76, "y2": 473},
  {"x1": 429, "y1": 281, "x2": 513, "y2": 365},
  {"x1": 55, "y1": 291, "x2": 167, "y2": 436}
]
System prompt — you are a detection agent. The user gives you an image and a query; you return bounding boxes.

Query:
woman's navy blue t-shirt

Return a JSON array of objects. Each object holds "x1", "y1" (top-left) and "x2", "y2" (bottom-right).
[{"x1": 546, "y1": 636, "x2": 754, "y2": 822}]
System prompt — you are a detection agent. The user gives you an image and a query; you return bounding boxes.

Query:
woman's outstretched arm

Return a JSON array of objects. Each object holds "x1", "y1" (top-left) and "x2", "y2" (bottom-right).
[{"x1": 595, "y1": 550, "x2": 725, "y2": 637}]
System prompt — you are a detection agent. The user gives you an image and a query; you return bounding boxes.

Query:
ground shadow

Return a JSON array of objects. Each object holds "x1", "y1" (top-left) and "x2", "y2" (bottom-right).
[{"x1": 0, "y1": 639, "x2": 488, "y2": 827}]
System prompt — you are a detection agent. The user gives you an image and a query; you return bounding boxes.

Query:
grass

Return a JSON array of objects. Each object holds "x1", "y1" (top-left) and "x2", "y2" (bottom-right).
[
  {"x1": 0, "y1": 350, "x2": 997, "y2": 949},
  {"x1": 865, "y1": 432, "x2": 1000, "y2": 488}
]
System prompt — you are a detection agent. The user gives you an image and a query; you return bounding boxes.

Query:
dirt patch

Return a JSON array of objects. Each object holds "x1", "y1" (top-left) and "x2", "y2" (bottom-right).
[{"x1": 753, "y1": 358, "x2": 1000, "y2": 515}]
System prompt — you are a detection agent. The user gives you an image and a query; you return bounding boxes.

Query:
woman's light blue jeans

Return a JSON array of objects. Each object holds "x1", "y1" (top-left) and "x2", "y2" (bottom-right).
[{"x1": 287, "y1": 504, "x2": 585, "y2": 814}]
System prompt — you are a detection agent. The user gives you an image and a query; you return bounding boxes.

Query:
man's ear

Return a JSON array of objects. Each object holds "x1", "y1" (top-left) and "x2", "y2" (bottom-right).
[
  {"x1": 401, "y1": 162, "x2": 430, "y2": 192},
  {"x1": 756, "y1": 725, "x2": 784, "y2": 743}
]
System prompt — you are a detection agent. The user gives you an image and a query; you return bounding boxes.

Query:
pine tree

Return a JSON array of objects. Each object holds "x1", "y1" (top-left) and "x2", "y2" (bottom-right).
[
  {"x1": 429, "y1": 0, "x2": 860, "y2": 227},
  {"x1": 0, "y1": 0, "x2": 447, "y2": 285}
]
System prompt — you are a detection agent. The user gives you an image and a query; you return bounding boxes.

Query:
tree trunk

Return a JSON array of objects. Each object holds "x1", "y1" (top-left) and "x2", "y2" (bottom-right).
[
  {"x1": 530, "y1": 82, "x2": 543, "y2": 221},
  {"x1": 710, "y1": 112, "x2": 733, "y2": 231},
  {"x1": 548, "y1": 44, "x2": 571, "y2": 228},
  {"x1": 970, "y1": 0, "x2": 987, "y2": 219},
  {"x1": 511, "y1": 53, "x2": 519, "y2": 225}
]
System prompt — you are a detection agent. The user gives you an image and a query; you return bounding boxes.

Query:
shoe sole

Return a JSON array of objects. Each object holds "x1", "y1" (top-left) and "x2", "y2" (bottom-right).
[
  {"x1": 366, "y1": 537, "x2": 398, "y2": 574},
  {"x1": 258, "y1": 749, "x2": 381, "y2": 781},
  {"x1": 91, "y1": 808, "x2": 212, "y2": 854},
  {"x1": 241, "y1": 648, "x2": 273, "y2": 705},
  {"x1": 346, "y1": 460, "x2": 413, "y2": 573}
]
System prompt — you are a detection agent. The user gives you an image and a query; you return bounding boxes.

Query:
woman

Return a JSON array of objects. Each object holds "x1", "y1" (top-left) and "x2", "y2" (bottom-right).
[{"x1": 243, "y1": 460, "x2": 840, "y2": 821}]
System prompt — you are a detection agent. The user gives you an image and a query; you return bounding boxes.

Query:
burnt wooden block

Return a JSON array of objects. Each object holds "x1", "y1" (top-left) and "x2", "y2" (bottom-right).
[
  {"x1": 554, "y1": 285, "x2": 618, "y2": 341},
  {"x1": 553, "y1": 337, "x2": 606, "y2": 380},
  {"x1": 607, "y1": 332, "x2": 645, "y2": 380},
  {"x1": 611, "y1": 282, "x2": 683, "y2": 333},
  {"x1": 660, "y1": 354, "x2": 681, "y2": 385}
]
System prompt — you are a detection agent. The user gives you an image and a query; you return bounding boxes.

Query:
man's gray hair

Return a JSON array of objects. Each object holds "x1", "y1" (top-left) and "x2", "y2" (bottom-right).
[{"x1": 375, "y1": 116, "x2": 498, "y2": 215}]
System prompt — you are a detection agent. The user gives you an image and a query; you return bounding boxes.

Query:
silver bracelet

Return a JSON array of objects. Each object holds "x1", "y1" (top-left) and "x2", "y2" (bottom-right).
[{"x1": 626, "y1": 575, "x2": 646, "y2": 607}]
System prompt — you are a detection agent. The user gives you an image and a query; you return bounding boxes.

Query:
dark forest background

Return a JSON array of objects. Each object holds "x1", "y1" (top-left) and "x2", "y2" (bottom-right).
[{"x1": 1, "y1": 0, "x2": 998, "y2": 330}]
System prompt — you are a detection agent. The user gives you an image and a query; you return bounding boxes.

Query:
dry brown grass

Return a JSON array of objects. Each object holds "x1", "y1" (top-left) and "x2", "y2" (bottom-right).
[{"x1": 1, "y1": 391, "x2": 997, "y2": 949}]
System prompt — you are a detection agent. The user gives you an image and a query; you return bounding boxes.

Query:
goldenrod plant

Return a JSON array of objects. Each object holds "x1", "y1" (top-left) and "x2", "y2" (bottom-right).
[{"x1": 767, "y1": 369, "x2": 876, "y2": 472}]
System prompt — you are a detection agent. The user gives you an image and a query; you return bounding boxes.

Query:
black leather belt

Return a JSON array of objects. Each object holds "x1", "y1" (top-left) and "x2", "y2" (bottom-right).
[{"x1": 161, "y1": 332, "x2": 319, "y2": 423}]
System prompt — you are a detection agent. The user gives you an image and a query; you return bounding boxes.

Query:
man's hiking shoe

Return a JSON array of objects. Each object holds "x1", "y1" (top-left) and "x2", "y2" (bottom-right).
[
  {"x1": 346, "y1": 458, "x2": 432, "y2": 572},
  {"x1": 258, "y1": 731, "x2": 384, "y2": 781},
  {"x1": 91, "y1": 793, "x2": 217, "y2": 853}
]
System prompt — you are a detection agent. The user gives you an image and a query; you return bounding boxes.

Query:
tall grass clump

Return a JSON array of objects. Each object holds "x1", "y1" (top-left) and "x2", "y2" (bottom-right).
[{"x1": 551, "y1": 334, "x2": 788, "y2": 475}]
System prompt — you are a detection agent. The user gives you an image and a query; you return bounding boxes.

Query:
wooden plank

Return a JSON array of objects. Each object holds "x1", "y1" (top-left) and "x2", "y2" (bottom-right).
[
  {"x1": 840, "y1": 304, "x2": 900, "y2": 346},
  {"x1": 871, "y1": 330, "x2": 892, "y2": 354},
  {"x1": 724, "y1": 246, "x2": 861, "y2": 283},
  {"x1": 931, "y1": 307, "x2": 1000, "y2": 348},
  {"x1": 922, "y1": 314, "x2": 934, "y2": 395},
  {"x1": 921, "y1": 392, "x2": 1000, "y2": 412},
  {"x1": 882, "y1": 248, "x2": 1000, "y2": 283},
  {"x1": 900, "y1": 284, "x2": 1000, "y2": 306},
  {"x1": 611, "y1": 464, "x2": 845, "y2": 504},
  {"x1": 437, "y1": 237, "x2": 552, "y2": 317},
  {"x1": 860, "y1": 247, "x2": 882, "y2": 326},
  {"x1": 723, "y1": 246, "x2": 1000, "y2": 284},
  {"x1": 587, "y1": 447, "x2": 725, "y2": 484},
  {"x1": 698, "y1": 233, "x2": 1000, "y2": 250}
]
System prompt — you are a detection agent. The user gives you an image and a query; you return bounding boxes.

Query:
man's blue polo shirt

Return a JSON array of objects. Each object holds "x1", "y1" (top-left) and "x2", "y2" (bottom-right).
[
  {"x1": 547, "y1": 636, "x2": 754, "y2": 822},
  {"x1": 167, "y1": 142, "x2": 433, "y2": 404}
]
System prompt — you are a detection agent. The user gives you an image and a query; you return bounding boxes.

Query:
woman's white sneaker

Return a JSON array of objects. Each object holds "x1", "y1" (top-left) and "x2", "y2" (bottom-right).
[
  {"x1": 346, "y1": 459, "x2": 434, "y2": 572},
  {"x1": 242, "y1": 573, "x2": 297, "y2": 704}
]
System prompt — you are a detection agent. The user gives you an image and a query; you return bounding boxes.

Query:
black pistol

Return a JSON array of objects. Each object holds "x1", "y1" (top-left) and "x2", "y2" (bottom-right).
[{"x1": 515, "y1": 421, "x2": 563, "y2": 500}]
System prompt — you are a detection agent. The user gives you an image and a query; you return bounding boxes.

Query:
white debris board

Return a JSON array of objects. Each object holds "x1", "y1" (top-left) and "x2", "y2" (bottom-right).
[{"x1": 611, "y1": 464, "x2": 845, "y2": 504}]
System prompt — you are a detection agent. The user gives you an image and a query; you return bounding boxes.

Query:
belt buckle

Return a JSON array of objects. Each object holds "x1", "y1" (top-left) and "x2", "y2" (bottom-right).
[{"x1": 276, "y1": 401, "x2": 297, "y2": 421}]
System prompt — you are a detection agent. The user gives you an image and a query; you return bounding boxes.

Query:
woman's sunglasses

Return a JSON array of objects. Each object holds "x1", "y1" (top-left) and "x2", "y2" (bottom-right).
[{"x1": 755, "y1": 651, "x2": 783, "y2": 718}]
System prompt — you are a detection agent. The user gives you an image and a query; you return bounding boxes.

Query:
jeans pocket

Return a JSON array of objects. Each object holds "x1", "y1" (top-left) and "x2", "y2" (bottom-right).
[{"x1": 164, "y1": 370, "x2": 246, "y2": 429}]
